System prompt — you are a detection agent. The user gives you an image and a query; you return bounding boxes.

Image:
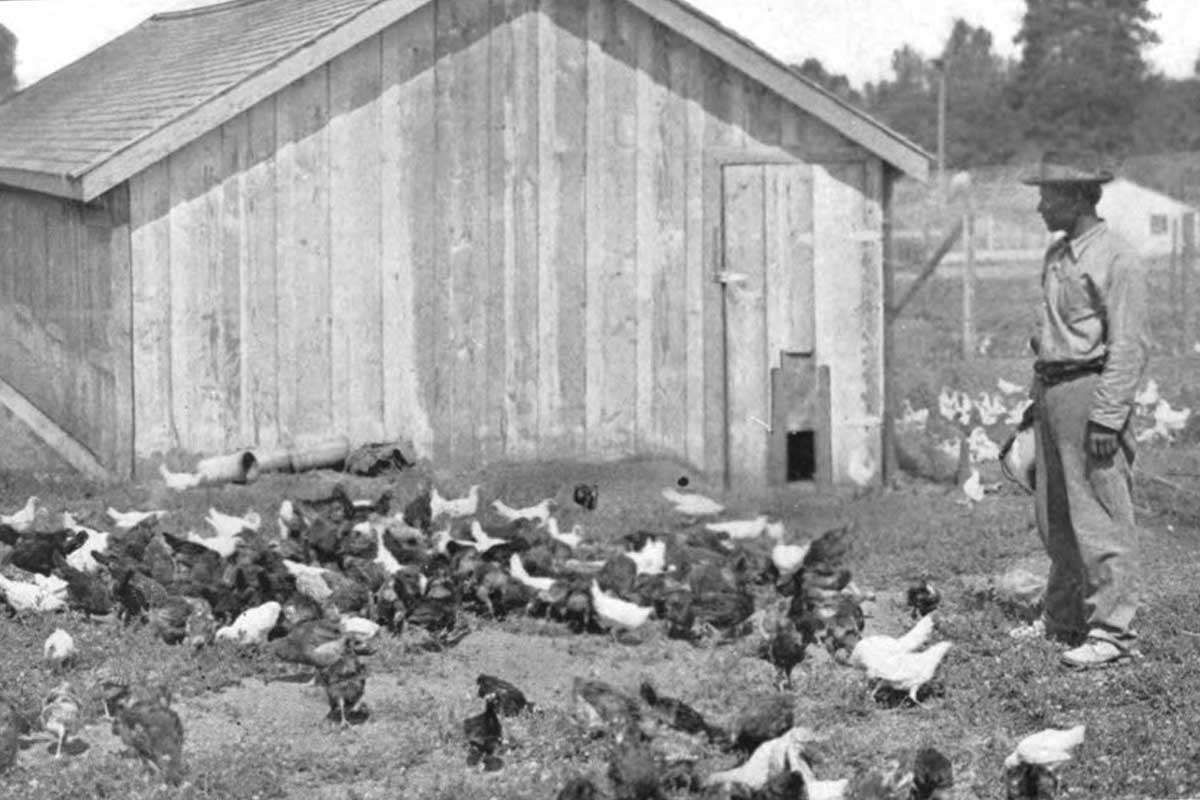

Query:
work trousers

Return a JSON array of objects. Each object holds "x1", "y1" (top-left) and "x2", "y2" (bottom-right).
[{"x1": 1032, "y1": 373, "x2": 1140, "y2": 648}]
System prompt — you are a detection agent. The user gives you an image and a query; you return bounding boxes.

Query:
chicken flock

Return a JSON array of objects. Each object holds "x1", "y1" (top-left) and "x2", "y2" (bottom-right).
[{"x1": 0, "y1": 483, "x2": 1081, "y2": 798}]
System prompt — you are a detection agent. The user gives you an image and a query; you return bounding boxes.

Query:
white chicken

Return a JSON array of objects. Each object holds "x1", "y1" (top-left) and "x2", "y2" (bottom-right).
[
  {"x1": 770, "y1": 541, "x2": 811, "y2": 583},
  {"x1": 186, "y1": 528, "x2": 241, "y2": 560},
  {"x1": 974, "y1": 392, "x2": 1007, "y2": 426},
  {"x1": 1, "y1": 495, "x2": 40, "y2": 532},
  {"x1": 764, "y1": 519, "x2": 787, "y2": 540},
  {"x1": 795, "y1": 756, "x2": 850, "y2": 800},
  {"x1": 849, "y1": 614, "x2": 935, "y2": 669},
  {"x1": 703, "y1": 726, "x2": 817, "y2": 790},
  {"x1": 660, "y1": 488, "x2": 724, "y2": 516},
  {"x1": 1153, "y1": 398, "x2": 1191, "y2": 435},
  {"x1": 468, "y1": 520, "x2": 509, "y2": 554},
  {"x1": 898, "y1": 399, "x2": 930, "y2": 429},
  {"x1": 954, "y1": 390, "x2": 975, "y2": 426},
  {"x1": 997, "y1": 377, "x2": 1025, "y2": 395},
  {"x1": 1134, "y1": 379, "x2": 1160, "y2": 408},
  {"x1": 1006, "y1": 725, "x2": 1086, "y2": 771},
  {"x1": 1004, "y1": 725, "x2": 1086, "y2": 799},
  {"x1": 491, "y1": 496, "x2": 556, "y2": 525},
  {"x1": 961, "y1": 467, "x2": 986, "y2": 503},
  {"x1": 44, "y1": 628, "x2": 76, "y2": 670},
  {"x1": 705, "y1": 515, "x2": 769, "y2": 540},
  {"x1": 283, "y1": 559, "x2": 333, "y2": 602},
  {"x1": 0, "y1": 572, "x2": 68, "y2": 613},
  {"x1": 370, "y1": 524, "x2": 404, "y2": 577},
  {"x1": 215, "y1": 600, "x2": 281, "y2": 646},
  {"x1": 1006, "y1": 398, "x2": 1033, "y2": 426},
  {"x1": 624, "y1": 537, "x2": 666, "y2": 576},
  {"x1": 862, "y1": 641, "x2": 953, "y2": 706},
  {"x1": 589, "y1": 580, "x2": 653, "y2": 635},
  {"x1": 339, "y1": 614, "x2": 381, "y2": 644},
  {"x1": 159, "y1": 462, "x2": 203, "y2": 490},
  {"x1": 61, "y1": 514, "x2": 110, "y2": 573},
  {"x1": 207, "y1": 507, "x2": 262, "y2": 539},
  {"x1": 545, "y1": 517, "x2": 584, "y2": 549},
  {"x1": 966, "y1": 426, "x2": 1001, "y2": 463},
  {"x1": 106, "y1": 507, "x2": 167, "y2": 531},
  {"x1": 847, "y1": 448, "x2": 877, "y2": 489},
  {"x1": 430, "y1": 485, "x2": 480, "y2": 520},
  {"x1": 509, "y1": 553, "x2": 556, "y2": 597},
  {"x1": 937, "y1": 386, "x2": 958, "y2": 422}
]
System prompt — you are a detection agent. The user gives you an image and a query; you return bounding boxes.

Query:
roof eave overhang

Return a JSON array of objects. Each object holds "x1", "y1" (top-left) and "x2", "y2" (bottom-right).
[
  {"x1": 10, "y1": 0, "x2": 930, "y2": 202},
  {"x1": 0, "y1": 166, "x2": 86, "y2": 201},
  {"x1": 626, "y1": 0, "x2": 932, "y2": 180}
]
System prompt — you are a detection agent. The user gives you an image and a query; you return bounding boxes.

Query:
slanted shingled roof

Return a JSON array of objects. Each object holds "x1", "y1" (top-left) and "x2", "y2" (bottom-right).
[
  {"x1": 0, "y1": 0, "x2": 379, "y2": 197},
  {"x1": 0, "y1": 0, "x2": 930, "y2": 202}
]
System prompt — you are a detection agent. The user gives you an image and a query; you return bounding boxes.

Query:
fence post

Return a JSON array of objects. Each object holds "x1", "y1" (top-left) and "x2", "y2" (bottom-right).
[
  {"x1": 1170, "y1": 219, "x2": 1180, "y2": 354},
  {"x1": 1183, "y1": 213, "x2": 1195, "y2": 349},
  {"x1": 961, "y1": 208, "x2": 976, "y2": 360}
]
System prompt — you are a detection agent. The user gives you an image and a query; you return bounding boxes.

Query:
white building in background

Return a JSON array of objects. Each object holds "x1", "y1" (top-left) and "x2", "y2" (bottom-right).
[{"x1": 1098, "y1": 177, "x2": 1199, "y2": 262}]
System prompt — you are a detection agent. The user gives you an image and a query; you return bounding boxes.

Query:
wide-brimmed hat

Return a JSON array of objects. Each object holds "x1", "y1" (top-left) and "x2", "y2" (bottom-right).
[{"x1": 1020, "y1": 153, "x2": 1114, "y2": 186}]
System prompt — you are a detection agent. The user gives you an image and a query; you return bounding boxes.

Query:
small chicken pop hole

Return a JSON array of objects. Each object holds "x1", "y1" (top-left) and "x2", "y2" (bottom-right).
[{"x1": 786, "y1": 431, "x2": 815, "y2": 482}]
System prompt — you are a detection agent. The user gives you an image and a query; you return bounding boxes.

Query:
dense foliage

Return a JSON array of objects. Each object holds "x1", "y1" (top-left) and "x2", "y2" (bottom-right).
[
  {"x1": 796, "y1": 0, "x2": 1200, "y2": 168},
  {"x1": 0, "y1": 23, "x2": 16, "y2": 102}
]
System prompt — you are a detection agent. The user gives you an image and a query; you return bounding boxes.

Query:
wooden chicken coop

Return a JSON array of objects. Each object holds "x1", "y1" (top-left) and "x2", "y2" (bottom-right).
[{"x1": 0, "y1": 0, "x2": 929, "y2": 486}]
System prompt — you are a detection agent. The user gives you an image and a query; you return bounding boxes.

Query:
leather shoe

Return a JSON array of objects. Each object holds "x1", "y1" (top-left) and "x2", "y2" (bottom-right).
[{"x1": 1060, "y1": 639, "x2": 1133, "y2": 670}]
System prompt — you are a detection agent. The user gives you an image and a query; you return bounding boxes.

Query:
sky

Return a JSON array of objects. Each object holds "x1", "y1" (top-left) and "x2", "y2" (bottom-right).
[{"x1": 1, "y1": 0, "x2": 1198, "y2": 89}]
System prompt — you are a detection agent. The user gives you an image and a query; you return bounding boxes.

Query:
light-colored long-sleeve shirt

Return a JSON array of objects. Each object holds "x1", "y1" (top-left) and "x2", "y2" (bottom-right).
[{"x1": 1036, "y1": 221, "x2": 1148, "y2": 430}]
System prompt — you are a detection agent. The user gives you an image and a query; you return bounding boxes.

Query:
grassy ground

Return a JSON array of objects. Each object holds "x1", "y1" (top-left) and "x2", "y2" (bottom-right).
[
  {"x1": 1, "y1": 269, "x2": 1198, "y2": 799},
  {"x1": 1, "y1": 448, "x2": 1199, "y2": 799}
]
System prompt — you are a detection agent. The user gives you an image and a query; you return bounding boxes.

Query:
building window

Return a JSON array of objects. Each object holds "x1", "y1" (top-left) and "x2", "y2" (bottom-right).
[{"x1": 1150, "y1": 214, "x2": 1168, "y2": 235}]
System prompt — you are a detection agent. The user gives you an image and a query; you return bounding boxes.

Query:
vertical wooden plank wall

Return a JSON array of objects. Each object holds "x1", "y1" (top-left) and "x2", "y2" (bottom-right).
[
  {"x1": 275, "y1": 67, "x2": 332, "y2": 444},
  {"x1": 111, "y1": 0, "x2": 885, "y2": 482},
  {"x1": 167, "y1": 128, "x2": 221, "y2": 453},
  {"x1": 329, "y1": 35, "x2": 384, "y2": 446},
  {"x1": 380, "y1": 4, "x2": 435, "y2": 456},
  {"x1": 543, "y1": 0, "x2": 587, "y2": 452},
  {"x1": 435, "y1": 0, "x2": 491, "y2": 464},
  {"x1": 812, "y1": 159, "x2": 880, "y2": 483},
  {"x1": 0, "y1": 187, "x2": 125, "y2": 472},
  {"x1": 242, "y1": 101, "x2": 279, "y2": 449},
  {"x1": 130, "y1": 162, "x2": 173, "y2": 457},
  {"x1": 492, "y1": 0, "x2": 540, "y2": 457}
]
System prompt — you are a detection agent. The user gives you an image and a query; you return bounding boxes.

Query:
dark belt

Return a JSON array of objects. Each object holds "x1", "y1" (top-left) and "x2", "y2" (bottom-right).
[{"x1": 1034, "y1": 356, "x2": 1107, "y2": 386}]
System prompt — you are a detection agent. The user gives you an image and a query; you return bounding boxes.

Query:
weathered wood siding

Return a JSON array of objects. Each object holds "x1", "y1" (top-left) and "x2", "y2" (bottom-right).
[
  {"x1": 126, "y1": 0, "x2": 876, "y2": 478},
  {"x1": 0, "y1": 186, "x2": 131, "y2": 474}
]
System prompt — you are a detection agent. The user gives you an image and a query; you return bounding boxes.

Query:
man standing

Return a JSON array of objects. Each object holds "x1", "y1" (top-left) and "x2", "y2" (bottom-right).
[{"x1": 1016, "y1": 159, "x2": 1148, "y2": 669}]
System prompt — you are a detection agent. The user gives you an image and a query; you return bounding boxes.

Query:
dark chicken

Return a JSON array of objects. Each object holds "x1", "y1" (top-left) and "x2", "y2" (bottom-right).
[
  {"x1": 463, "y1": 695, "x2": 503, "y2": 771},
  {"x1": 476, "y1": 674, "x2": 533, "y2": 716},
  {"x1": 112, "y1": 688, "x2": 186, "y2": 785},
  {"x1": 317, "y1": 647, "x2": 368, "y2": 726}
]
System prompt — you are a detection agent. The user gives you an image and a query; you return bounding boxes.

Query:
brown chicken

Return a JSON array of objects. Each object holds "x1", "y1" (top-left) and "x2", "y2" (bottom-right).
[
  {"x1": 112, "y1": 689, "x2": 186, "y2": 785},
  {"x1": 317, "y1": 648, "x2": 368, "y2": 726}
]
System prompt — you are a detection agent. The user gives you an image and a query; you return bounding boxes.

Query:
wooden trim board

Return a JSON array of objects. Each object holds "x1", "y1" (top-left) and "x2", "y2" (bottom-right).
[{"x1": 0, "y1": 376, "x2": 112, "y2": 481}]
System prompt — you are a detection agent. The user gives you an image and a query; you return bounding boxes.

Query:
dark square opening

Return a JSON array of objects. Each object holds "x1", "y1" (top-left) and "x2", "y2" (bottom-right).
[{"x1": 786, "y1": 430, "x2": 815, "y2": 482}]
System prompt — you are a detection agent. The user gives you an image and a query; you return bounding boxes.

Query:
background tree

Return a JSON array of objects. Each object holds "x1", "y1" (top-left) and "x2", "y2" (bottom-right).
[
  {"x1": 1010, "y1": 0, "x2": 1158, "y2": 161},
  {"x1": 0, "y1": 24, "x2": 16, "y2": 101},
  {"x1": 937, "y1": 20, "x2": 1022, "y2": 167},
  {"x1": 863, "y1": 45, "x2": 938, "y2": 154},
  {"x1": 791, "y1": 57, "x2": 863, "y2": 107}
]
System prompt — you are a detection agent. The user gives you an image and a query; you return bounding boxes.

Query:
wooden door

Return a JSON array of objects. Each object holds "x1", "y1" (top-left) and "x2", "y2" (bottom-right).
[{"x1": 720, "y1": 163, "x2": 815, "y2": 486}]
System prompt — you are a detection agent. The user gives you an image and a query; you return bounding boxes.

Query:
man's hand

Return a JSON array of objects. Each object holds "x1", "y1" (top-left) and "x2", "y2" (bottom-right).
[{"x1": 1086, "y1": 421, "x2": 1120, "y2": 460}]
